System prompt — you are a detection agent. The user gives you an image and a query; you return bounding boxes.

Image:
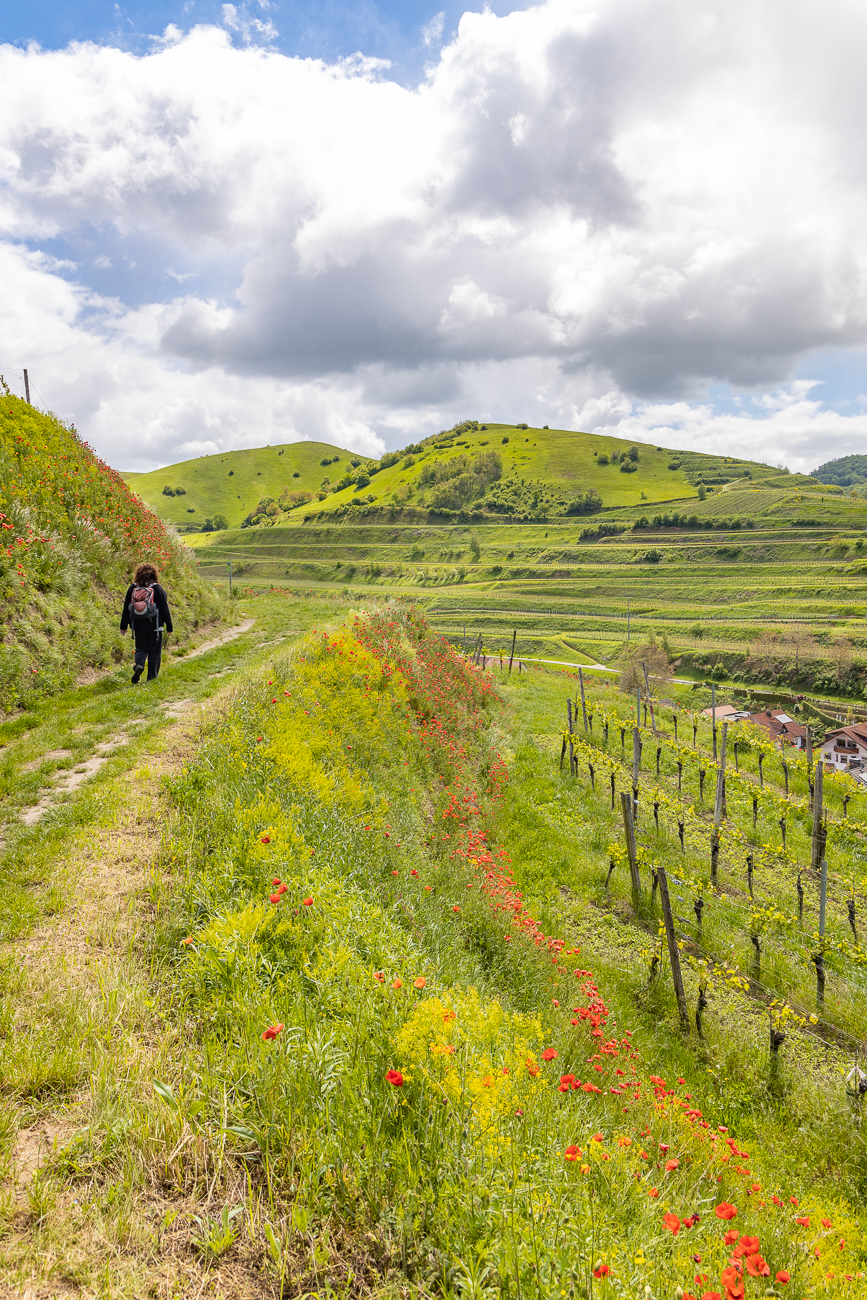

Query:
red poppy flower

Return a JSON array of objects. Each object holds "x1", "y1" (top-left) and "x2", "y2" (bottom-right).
[
  {"x1": 540, "y1": 1048, "x2": 559, "y2": 1061},
  {"x1": 592, "y1": 1264, "x2": 610, "y2": 1279},
  {"x1": 715, "y1": 1202, "x2": 738, "y2": 1221},
  {"x1": 665, "y1": 1158, "x2": 680, "y2": 1172},
  {"x1": 181, "y1": 937, "x2": 194, "y2": 946},
  {"x1": 392, "y1": 978, "x2": 402, "y2": 990},
  {"x1": 385, "y1": 1069, "x2": 404, "y2": 1087},
  {"x1": 821, "y1": 1218, "x2": 832, "y2": 1229},
  {"x1": 775, "y1": 1272, "x2": 790, "y2": 1284},
  {"x1": 452, "y1": 905, "x2": 461, "y2": 912},
  {"x1": 743, "y1": 1253, "x2": 770, "y2": 1278},
  {"x1": 591, "y1": 1132, "x2": 603, "y2": 1142},
  {"x1": 262, "y1": 1023, "x2": 284, "y2": 1041},
  {"x1": 732, "y1": 1236, "x2": 759, "y2": 1258},
  {"x1": 373, "y1": 972, "x2": 384, "y2": 981},
  {"x1": 795, "y1": 1216, "x2": 810, "y2": 1228},
  {"x1": 261, "y1": 835, "x2": 271, "y2": 844},
  {"x1": 269, "y1": 893, "x2": 280, "y2": 905},
  {"x1": 720, "y1": 1264, "x2": 744, "y2": 1299},
  {"x1": 663, "y1": 1212, "x2": 680, "y2": 1236},
  {"x1": 724, "y1": 1229, "x2": 739, "y2": 1247},
  {"x1": 413, "y1": 977, "x2": 427, "y2": 989},
  {"x1": 648, "y1": 1187, "x2": 659, "y2": 1198},
  {"x1": 526, "y1": 1061, "x2": 540, "y2": 1077},
  {"x1": 564, "y1": 1145, "x2": 581, "y2": 1161}
]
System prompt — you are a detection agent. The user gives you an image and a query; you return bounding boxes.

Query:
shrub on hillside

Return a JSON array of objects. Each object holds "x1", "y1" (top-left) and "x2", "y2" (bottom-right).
[{"x1": 564, "y1": 488, "x2": 603, "y2": 515}]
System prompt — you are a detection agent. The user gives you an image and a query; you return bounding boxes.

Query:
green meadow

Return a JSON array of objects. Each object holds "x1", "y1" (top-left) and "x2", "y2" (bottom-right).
[{"x1": 2, "y1": 590, "x2": 866, "y2": 1297}]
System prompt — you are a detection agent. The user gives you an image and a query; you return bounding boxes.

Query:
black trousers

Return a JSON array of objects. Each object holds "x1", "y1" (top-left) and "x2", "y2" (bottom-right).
[{"x1": 133, "y1": 624, "x2": 162, "y2": 680}]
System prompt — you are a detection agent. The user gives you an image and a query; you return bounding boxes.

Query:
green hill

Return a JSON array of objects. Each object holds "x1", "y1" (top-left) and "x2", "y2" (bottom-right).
[
  {"x1": 0, "y1": 388, "x2": 223, "y2": 709},
  {"x1": 123, "y1": 439, "x2": 360, "y2": 532},
  {"x1": 813, "y1": 453, "x2": 867, "y2": 488},
  {"x1": 125, "y1": 422, "x2": 782, "y2": 531}
]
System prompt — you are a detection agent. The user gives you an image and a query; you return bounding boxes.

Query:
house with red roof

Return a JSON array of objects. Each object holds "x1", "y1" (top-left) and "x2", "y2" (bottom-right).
[
  {"x1": 747, "y1": 709, "x2": 809, "y2": 749},
  {"x1": 820, "y1": 723, "x2": 867, "y2": 771}
]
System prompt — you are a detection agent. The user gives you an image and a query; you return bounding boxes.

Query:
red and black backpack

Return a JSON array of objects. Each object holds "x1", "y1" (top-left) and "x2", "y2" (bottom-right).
[{"x1": 129, "y1": 584, "x2": 158, "y2": 622}]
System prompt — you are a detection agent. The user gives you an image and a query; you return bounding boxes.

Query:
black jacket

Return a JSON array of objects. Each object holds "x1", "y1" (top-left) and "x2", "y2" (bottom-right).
[{"x1": 120, "y1": 582, "x2": 174, "y2": 634}]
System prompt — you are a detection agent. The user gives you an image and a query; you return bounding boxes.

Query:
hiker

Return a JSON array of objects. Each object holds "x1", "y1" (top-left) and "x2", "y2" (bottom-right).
[{"x1": 120, "y1": 563, "x2": 173, "y2": 683}]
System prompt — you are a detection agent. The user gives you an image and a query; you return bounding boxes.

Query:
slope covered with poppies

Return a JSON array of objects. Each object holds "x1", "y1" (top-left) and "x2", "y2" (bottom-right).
[
  {"x1": 160, "y1": 604, "x2": 865, "y2": 1299},
  {"x1": 0, "y1": 390, "x2": 222, "y2": 708}
]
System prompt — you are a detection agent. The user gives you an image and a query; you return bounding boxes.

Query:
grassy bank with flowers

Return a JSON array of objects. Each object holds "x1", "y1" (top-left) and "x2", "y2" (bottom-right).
[
  {"x1": 122, "y1": 602, "x2": 865, "y2": 1299},
  {"x1": 0, "y1": 388, "x2": 224, "y2": 710}
]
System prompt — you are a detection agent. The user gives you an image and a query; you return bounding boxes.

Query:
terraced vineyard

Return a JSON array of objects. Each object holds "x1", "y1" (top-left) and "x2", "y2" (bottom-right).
[{"x1": 189, "y1": 513, "x2": 867, "y2": 704}]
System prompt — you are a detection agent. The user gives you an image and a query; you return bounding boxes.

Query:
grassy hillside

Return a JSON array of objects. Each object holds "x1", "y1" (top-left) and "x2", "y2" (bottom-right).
[
  {"x1": 189, "y1": 494, "x2": 867, "y2": 705},
  {"x1": 123, "y1": 439, "x2": 359, "y2": 531},
  {"x1": 0, "y1": 390, "x2": 224, "y2": 710},
  {"x1": 125, "y1": 423, "x2": 787, "y2": 533}
]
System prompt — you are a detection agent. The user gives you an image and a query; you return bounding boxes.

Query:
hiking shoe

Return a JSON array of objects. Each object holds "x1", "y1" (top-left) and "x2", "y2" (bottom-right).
[{"x1": 131, "y1": 666, "x2": 144, "y2": 684}]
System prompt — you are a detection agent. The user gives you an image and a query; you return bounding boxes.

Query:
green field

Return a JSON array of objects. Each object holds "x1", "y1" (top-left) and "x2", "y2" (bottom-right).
[
  {"x1": 123, "y1": 425, "x2": 867, "y2": 713},
  {"x1": 4, "y1": 592, "x2": 866, "y2": 1296}
]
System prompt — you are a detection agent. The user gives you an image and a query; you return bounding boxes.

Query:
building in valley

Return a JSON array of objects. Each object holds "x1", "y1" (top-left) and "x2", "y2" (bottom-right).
[
  {"x1": 820, "y1": 723, "x2": 867, "y2": 771},
  {"x1": 747, "y1": 709, "x2": 809, "y2": 749}
]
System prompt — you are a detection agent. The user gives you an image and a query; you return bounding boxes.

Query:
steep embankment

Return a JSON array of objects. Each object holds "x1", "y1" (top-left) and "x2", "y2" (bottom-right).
[{"x1": 0, "y1": 390, "x2": 223, "y2": 709}]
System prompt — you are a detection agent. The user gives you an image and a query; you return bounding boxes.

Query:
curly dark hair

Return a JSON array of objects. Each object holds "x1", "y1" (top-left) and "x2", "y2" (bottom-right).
[{"x1": 133, "y1": 563, "x2": 159, "y2": 585}]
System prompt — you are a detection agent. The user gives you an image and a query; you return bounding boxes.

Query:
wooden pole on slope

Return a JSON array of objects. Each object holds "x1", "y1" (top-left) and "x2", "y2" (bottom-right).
[
  {"x1": 811, "y1": 761, "x2": 824, "y2": 874},
  {"x1": 578, "y1": 666, "x2": 588, "y2": 731},
  {"x1": 641, "y1": 662, "x2": 658, "y2": 736},
  {"x1": 23, "y1": 368, "x2": 30, "y2": 405},
  {"x1": 621, "y1": 792, "x2": 641, "y2": 901},
  {"x1": 508, "y1": 629, "x2": 516, "y2": 674},
  {"x1": 632, "y1": 726, "x2": 641, "y2": 814},
  {"x1": 711, "y1": 682, "x2": 718, "y2": 762},
  {"x1": 711, "y1": 721, "x2": 728, "y2": 884},
  {"x1": 657, "y1": 865, "x2": 690, "y2": 1033}
]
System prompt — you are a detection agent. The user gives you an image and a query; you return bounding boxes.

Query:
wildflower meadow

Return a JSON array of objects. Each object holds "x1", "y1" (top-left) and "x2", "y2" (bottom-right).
[{"x1": 155, "y1": 603, "x2": 866, "y2": 1298}]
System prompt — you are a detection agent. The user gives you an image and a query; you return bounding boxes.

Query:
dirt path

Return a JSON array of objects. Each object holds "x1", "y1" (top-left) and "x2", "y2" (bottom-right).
[
  {"x1": 178, "y1": 618, "x2": 254, "y2": 660},
  {"x1": 0, "y1": 696, "x2": 273, "y2": 1298}
]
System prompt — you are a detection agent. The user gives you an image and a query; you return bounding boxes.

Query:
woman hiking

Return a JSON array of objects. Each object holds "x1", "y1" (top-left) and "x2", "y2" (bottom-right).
[{"x1": 120, "y1": 563, "x2": 173, "y2": 683}]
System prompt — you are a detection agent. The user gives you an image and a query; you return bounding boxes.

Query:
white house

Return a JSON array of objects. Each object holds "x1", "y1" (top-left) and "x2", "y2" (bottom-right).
[{"x1": 820, "y1": 723, "x2": 867, "y2": 770}]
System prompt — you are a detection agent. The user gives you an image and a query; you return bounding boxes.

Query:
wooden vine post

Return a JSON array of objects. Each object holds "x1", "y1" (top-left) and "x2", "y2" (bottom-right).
[
  {"x1": 578, "y1": 666, "x2": 588, "y2": 731},
  {"x1": 620, "y1": 792, "x2": 641, "y2": 903},
  {"x1": 711, "y1": 682, "x2": 718, "y2": 762},
  {"x1": 711, "y1": 721, "x2": 728, "y2": 884},
  {"x1": 508, "y1": 628, "x2": 517, "y2": 674},
  {"x1": 657, "y1": 865, "x2": 690, "y2": 1033},
  {"x1": 641, "y1": 662, "x2": 658, "y2": 736},
  {"x1": 810, "y1": 761, "x2": 824, "y2": 874},
  {"x1": 567, "y1": 699, "x2": 575, "y2": 776},
  {"x1": 810, "y1": 759, "x2": 827, "y2": 1010},
  {"x1": 632, "y1": 727, "x2": 642, "y2": 815}
]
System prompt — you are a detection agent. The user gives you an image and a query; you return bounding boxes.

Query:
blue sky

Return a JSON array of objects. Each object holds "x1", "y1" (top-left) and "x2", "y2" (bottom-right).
[
  {"x1": 1, "y1": 0, "x2": 867, "y2": 472},
  {"x1": 0, "y1": 0, "x2": 489, "y2": 78}
]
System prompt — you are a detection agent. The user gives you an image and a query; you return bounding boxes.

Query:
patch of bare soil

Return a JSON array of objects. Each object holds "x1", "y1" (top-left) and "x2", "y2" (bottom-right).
[{"x1": 179, "y1": 619, "x2": 255, "y2": 661}]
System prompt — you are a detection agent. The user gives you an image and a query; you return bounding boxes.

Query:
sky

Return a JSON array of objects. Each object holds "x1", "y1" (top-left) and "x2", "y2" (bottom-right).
[{"x1": 2, "y1": 0, "x2": 867, "y2": 472}]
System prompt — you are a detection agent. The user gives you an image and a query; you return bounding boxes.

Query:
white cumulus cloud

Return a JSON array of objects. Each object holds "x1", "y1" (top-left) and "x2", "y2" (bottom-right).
[{"x1": 1, "y1": 0, "x2": 867, "y2": 470}]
